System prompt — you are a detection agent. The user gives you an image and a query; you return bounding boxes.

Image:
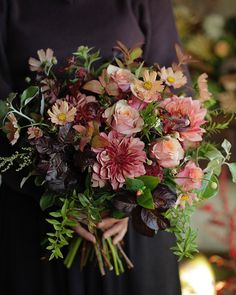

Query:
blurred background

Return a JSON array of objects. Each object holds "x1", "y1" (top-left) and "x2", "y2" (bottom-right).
[{"x1": 173, "y1": 0, "x2": 236, "y2": 294}]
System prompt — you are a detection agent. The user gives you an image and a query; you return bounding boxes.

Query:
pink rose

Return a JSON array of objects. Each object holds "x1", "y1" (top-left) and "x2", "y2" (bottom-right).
[
  {"x1": 107, "y1": 65, "x2": 134, "y2": 92},
  {"x1": 150, "y1": 137, "x2": 184, "y2": 168},
  {"x1": 175, "y1": 161, "x2": 203, "y2": 191},
  {"x1": 103, "y1": 100, "x2": 144, "y2": 135}
]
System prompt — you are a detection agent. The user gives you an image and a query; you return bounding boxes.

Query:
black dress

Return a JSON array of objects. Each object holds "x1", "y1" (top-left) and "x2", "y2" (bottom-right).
[{"x1": 0, "y1": 1, "x2": 182, "y2": 294}]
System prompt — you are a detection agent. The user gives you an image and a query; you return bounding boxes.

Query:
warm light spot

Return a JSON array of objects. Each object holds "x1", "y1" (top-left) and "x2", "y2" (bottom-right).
[
  {"x1": 167, "y1": 76, "x2": 176, "y2": 84},
  {"x1": 180, "y1": 255, "x2": 216, "y2": 295},
  {"x1": 57, "y1": 113, "x2": 66, "y2": 121},
  {"x1": 143, "y1": 81, "x2": 153, "y2": 90}
]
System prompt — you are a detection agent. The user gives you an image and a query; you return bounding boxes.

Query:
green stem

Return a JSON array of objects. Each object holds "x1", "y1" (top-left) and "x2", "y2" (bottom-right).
[
  {"x1": 106, "y1": 237, "x2": 119, "y2": 276},
  {"x1": 64, "y1": 236, "x2": 82, "y2": 269},
  {"x1": 94, "y1": 242, "x2": 106, "y2": 276},
  {"x1": 11, "y1": 108, "x2": 35, "y2": 123}
]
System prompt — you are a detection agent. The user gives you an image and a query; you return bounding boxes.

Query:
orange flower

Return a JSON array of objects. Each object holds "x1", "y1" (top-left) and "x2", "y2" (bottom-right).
[
  {"x1": 48, "y1": 100, "x2": 77, "y2": 125},
  {"x1": 131, "y1": 69, "x2": 164, "y2": 103},
  {"x1": 27, "y1": 127, "x2": 43, "y2": 139},
  {"x1": 4, "y1": 113, "x2": 20, "y2": 145},
  {"x1": 29, "y1": 48, "x2": 57, "y2": 72}
]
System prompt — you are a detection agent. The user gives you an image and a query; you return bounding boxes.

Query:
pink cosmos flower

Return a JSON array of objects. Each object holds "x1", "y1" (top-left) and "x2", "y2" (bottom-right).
[
  {"x1": 197, "y1": 73, "x2": 212, "y2": 102},
  {"x1": 175, "y1": 161, "x2": 204, "y2": 191},
  {"x1": 91, "y1": 131, "x2": 146, "y2": 190},
  {"x1": 107, "y1": 65, "x2": 134, "y2": 92},
  {"x1": 29, "y1": 48, "x2": 57, "y2": 72},
  {"x1": 131, "y1": 69, "x2": 164, "y2": 103},
  {"x1": 158, "y1": 67, "x2": 187, "y2": 89},
  {"x1": 47, "y1": 100, "x2": 77, "y2": 125},
  {"x1": 149, "y1": 137, "x2": 184, "y2": 168},
  {"x1": 4, "y1": 113, "x2": 20, "y2": 145},
  {"x1": 103, "y1": 100, "x2": 144, "y2": 136},
  {"x1": 27, "y1": 127, "x2": 43, "y2": 139},
  {"x1": 160, "y1": 96, "x2": 207, "y2": 145}
]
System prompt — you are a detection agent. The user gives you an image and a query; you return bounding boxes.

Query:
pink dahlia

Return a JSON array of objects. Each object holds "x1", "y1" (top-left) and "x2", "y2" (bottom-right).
[
  {"x1": 91, "y1": 131, "x2": 146, "y2": 190},
  {"x1": 160, "y1": 96, "x2": 207, "y2": 145}
]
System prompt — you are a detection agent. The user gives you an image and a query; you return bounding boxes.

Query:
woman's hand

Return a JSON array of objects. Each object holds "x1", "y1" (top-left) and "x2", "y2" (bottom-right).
[
  {"x1": 97, "y1": 217, "x2": 129, "y2": 245},
  {"x1": 73, "y1": 223, "x2": 96, "y2": 244}
]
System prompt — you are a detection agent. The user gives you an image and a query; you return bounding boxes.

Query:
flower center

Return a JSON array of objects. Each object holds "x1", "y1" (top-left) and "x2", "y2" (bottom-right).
[
  {"x1": 143, "y1": 81, "x2": 153, "y2": 90},
  {"x1": 57, "y1": 113, "x2": 66, "y2": 121},
  {"x1": 167, "y1": 76, "x2": 176, "y2": 84},
  {"x1": 181, "y1": 195, "x2": 189, "y2": 201}
]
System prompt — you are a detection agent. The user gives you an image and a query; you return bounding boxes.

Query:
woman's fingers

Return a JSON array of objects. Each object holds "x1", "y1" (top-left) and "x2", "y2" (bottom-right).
[
  {"x1": 113, "y1": 227, "x2": 127, "y2": 245},
  {"x1": 73, "y1": 224, "x2": 96, "y2": 244},
  {"x1": 97, "y1": 218, "x2": 119, "y2": 230},
  {"x1": 102, "y1": 217, "x2": 129, "y2": 241}
]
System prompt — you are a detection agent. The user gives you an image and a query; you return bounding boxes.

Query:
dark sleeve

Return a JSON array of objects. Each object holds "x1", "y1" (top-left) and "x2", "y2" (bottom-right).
[
  {"x1": 132, "y1": 0, "x2": 181, "y2": 65},
  {"x1": 0, "y1": 0, "x2": 43, "y2": 200}
]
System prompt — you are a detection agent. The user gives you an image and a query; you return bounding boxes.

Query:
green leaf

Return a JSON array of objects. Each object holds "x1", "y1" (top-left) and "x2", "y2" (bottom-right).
[
  {"x1": 137, "y1": 176, "x2": 160, "y2": 191},
  {"x1": 222, "y1": 139, "x2": 232, "y2": 155},
  {"x1": 200, "y1": 173, "x2": 219, "y2": 199},
  {"x1": 205, "y1": 158, "x2": 223, "y2": 176},
  {"x1": 20, "y1": 86, "x2": 39, "y2": 107},
  {"x1": 49, "y1": 212, "x2": 62, "y2": 218},
  {"x1": 40, "y1": 192, "x2": 55, "y2": 211},
  {"x1": 61, "y1": 199, "x2": 69, "y2": 217},
  {"x1": 130, "y1": 47, "x2": 143, "y2": 61},
  {"x1": 0, "y1": 100, "x2": 9, "y2": 122},
  {"x1": 125, "y1": 178, "x2": 144, "y2": 191},
  {"x1": 112, "y1": 210, "x2": 126, "y2": 219},
  {"x1": 227, "y1": 163, "x2": 236, "y2": 183},
  {"x1": 136, "y1": 188, "x2": 155, "y2": 209},
  {"x1": 78, "y1": 194, "x2": 90, "y2": 207},
  {"x1": 46, "y1": 219, "x2": 61, "y2": 225}
]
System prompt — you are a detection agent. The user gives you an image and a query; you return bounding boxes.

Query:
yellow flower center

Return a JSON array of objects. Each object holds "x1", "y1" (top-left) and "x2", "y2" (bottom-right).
[
  {"x1": 181, "y1": 195, "x2": 189, "y2": 201},
  {"x1": 167, "y1": 76, "x2": 176, "y2": 84},
  {"x1": 57, "y1": 113, "x2": 66, "y2": 121},
  {"x1": 143, "y1": 81, "x2": 153, "y2": 90}
]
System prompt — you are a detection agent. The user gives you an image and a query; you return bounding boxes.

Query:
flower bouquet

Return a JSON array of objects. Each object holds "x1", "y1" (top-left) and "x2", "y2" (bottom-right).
[{"x1": 0, "y1": 42, "x2": 236, "y2": 275}]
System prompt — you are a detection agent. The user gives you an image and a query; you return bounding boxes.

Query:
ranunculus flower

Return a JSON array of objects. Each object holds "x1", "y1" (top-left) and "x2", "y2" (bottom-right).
[
  {"x1": 160, "y1": 96, "x2": 207, "y2": 145},
  {"x1": 27, "y1": 127, "x2": 43, "y2": 139},
  {"x1": 175, "y1": 161, "x2": 203, "y2": 191},
  {"x1": 48, "y1": 100, "x2": 77, "y2": 125},
  {"x1": 91, "y1": 131, "x2": 146, "y2": 190},
  {"x1": 4, "y1": 113, "x2": 20, "y2": 145},
  {"x1": 150, "y1": 137, "x2": 184, "y2": 168},
  {"x1": 131, "y1": 69, "x2": 164, "y2": 103},
  {"x1": 107, "y1": 65, "x2": 134, "y2": 92},
  {"x1": 103, "y1": 100, "x2": 144, "y2": 135},
  {"x1": 158, "y1": 67, "x2": 187, "y2": 89}
]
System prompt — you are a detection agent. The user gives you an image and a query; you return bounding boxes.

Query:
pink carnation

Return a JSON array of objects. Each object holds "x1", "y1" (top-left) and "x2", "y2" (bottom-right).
[
  {"x1": 92, "y1": 131, "x2": 146, "y2": 190},
  {"x1": 150, "y1": 137, "x2": 184, "y2": 168},
  {"x1": 103, "y1": 100, "x2": 144, "y2": 135},
  {"x1": 160, "y1": 96, "x2": 207, "y2": 145},
  {"x1": 175, "y1": 161, "x2": 203, "y2": 191}
]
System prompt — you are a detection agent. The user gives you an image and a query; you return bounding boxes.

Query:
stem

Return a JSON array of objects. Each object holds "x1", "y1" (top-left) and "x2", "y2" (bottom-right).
[
  {"x1": 117, "y1": 243, "x2": 134, "y2": 269},
  {"x1": 11, "y1": 108, "x2": 35, "y2": 123},
  {"x1": 94, "y1": 242, "x2": 106, "y2": 276},
  {"x1": 106, "y1": 237, "x2": 119, "y2": 276},
  {"x1": 64, "y1": 236, "x2": 82, "y2": 269}
]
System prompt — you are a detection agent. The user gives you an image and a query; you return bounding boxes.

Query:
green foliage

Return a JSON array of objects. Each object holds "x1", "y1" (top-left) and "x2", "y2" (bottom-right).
[
  {"x1": 136, "y1": 188, "x2": 155, "y2": 209},
  {"x1": 125, "y1": 178, "x2": 144, "y2": 191},
  {"x1": 163, "y1": 206, "x2": 199, "y2": 260},
  {"x1": 137, "y1": 175, "x2": 160, "y2": 191},
  {"x1": 205, "y1": 110, "x2": 235, "y2": 136},
  {"x1": 40, "y1": 191, "x2": 56, "y2": 211},
  {"x1": 73, "y1": 46, "x2": 101, "y2": 72},
  {"x1": 20, "y1": 86, "x2": 39, "y2": 108},
  {"x1": 227, "y1": 163, "x2": 236, "y2": 183}
]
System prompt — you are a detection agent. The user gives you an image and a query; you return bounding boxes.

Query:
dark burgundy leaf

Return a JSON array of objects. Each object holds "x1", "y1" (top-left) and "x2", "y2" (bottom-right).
[
  {"x1": 141, "y1": 208, "x2": 159, "y2": 231},
  {"x1": 152, "y1": 184, "x2": 177, "y2": 211},
  {"x1": 73, "y1": 149, "x2": 96, "y2": 172},
  {"x1": 112, "y1": 191, "x2": 137, "y2": 215},
  {"x1": 58, "y1": 123, "x2": 74, "y2": 143},
  {"x1": 131, "y1": 207, "x2": 155, "y2": 237}
]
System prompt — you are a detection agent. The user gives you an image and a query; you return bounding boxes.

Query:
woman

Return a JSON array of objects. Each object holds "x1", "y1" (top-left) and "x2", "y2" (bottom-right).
[{"x1": 0, "y1": 0, "x2": 182, "y2": 294}]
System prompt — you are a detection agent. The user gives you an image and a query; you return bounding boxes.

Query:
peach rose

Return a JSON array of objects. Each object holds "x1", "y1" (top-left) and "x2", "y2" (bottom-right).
[
  {"x1": 103, "y1": 100, "x2": 144, "y2": 135},
  {"x1": 150, "y1": 137, "x2": 184, "y2": 168},
  {"x1": 107, "y1": 65, "x2": 134, "y2": 92},
  {"x1": 175, "y1": 161, "x2": 203, "y2": 191}
]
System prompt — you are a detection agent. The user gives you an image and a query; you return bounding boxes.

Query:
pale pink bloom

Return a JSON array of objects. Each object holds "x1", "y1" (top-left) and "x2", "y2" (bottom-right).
[
  {"x1": 150, "y1": 137, "x2": 184, "y2": 168},
  {"x1": 27, "y1": 127, "x2": 43, "y2": 140},
  {"x1": 175, "y1": 193, "x2": 197, "y2": 209},
  {"x1": 160, "y1": 96, "x2": 207, "y2": 144},
  {"x1": 4, "y1": 113, "x2": 20, "y2": 145},
  {"x1": 197, "y1": 73, "x2": 212, "y2": 102},
  {"x1": 107, "y1": 65, "x2": 134, "y2": 92},
  {"x1": 47, "y1": 100, "x2": 77, "y2": 125},
  {"x1": 92, "y1": 131, "x2": 146, "y2": 190},
  {"x1": 29, "y1": 48, "x2": 57, "y2": 72},
  {"x1": 131, "y1": 69, "x2": 164, "y2": 103},
  {"x1": 103, "y1": 100, "x2": 144, "y2": 135},
  {"x1": 175, "y1": 161, "x2": 203, "y2": 191},
  {"x1": 73, "y1": 121, "x2": 95, "y2": 151},
  {"x1": 158, "y1": 66, "x2": 187, "y2": 88}
]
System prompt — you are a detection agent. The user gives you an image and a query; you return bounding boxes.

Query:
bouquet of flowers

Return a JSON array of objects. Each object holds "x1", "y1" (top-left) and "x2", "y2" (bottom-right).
[{"x1": 0, "y1": 42, "x2": 235, "y2": 276}]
